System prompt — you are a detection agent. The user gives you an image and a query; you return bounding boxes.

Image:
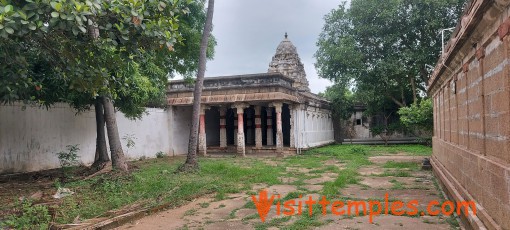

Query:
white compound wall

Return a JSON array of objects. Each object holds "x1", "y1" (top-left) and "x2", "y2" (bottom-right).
[{"x1": 0, "y1": 103, "x2": 173, "y2": 174}]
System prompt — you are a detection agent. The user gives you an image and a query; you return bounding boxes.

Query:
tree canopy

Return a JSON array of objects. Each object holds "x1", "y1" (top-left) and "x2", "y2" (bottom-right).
[
  {"x1": 315, "y1": 0, "x2": 466, "y2": 108},
  {"x1": 1, "y1": 0, "x2": 214, "y2": 115},
  {"x1": 0, "y1": 0, "x2": 215, "y2": 171}
]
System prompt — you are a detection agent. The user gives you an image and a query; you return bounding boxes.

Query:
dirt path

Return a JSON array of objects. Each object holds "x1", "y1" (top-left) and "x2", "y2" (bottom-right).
[{"x1": 117, "y1": 154, "x2": 456, "y2": 230}]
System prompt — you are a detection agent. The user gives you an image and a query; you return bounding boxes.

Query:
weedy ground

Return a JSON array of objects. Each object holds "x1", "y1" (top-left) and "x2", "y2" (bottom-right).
[{"x1": 0, "y1": 145, "x2": 459, "y2": 230}]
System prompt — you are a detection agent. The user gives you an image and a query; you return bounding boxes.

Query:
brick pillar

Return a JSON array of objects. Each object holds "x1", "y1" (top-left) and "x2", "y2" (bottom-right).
[
  {"x1": 273, "y1": 102, "x2": 283, "y2": 151},
  {"x1": 463, "y1": 62, "x2": 469, "y2": 148},
  {"x1": 198, "y1": 106, "x2": 208, "y2": 156},
  {"x1": 289, "y1": 105, "x2": 295, "y2": 148},
  {"x1": 234, "y1": 104, "x2": 248, "y2": 156},
  {"x1": 476, "y1": 47, "x2": 486, "y2": 155},
  {"x1": 255, "y1": 106, "x2": 262, "y2": 148},
  {"x1": 266, "y1": 107, "x2": 273, "y2": 146},
  {"x1": 219, "y1": 107, "x2": 227, "y2": 148}
]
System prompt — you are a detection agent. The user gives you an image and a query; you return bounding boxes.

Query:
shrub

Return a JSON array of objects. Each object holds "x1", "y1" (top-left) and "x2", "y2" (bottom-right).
[
  {"x1": 398, "y1": 98, "x2": 433, "y2": 133},
  {"x1": 156, "y1": 151, "x2": 167, "y2": 158},
  {"x1": 1, "y1": 199, "x2": 51, "y2": 230},
  {"x1": 55, "y1": 145, "x2": 80, "y2": 178}
]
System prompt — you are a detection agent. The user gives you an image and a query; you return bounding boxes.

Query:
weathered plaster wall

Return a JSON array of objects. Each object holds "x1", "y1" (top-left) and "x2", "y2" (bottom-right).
[
  {"x1": 293, "y1": 106, "x2": 334, "y2": 149},
  {"x1": 171, "y1": 106, "x2": 192, "y2": 155},
  {"x1": 429, "y1": 1, "x2": 510, "y2": 228},
  {"x1": 0, "y1": 103, "x2": 173, "y2": 174},
  {"x1": 352, "y1": 111, "x2": 371, "y2": 139}
]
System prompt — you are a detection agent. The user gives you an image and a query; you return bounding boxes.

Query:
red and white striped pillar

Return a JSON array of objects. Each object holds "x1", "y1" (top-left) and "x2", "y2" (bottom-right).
[
  {"x1": 273, "y1": 102, "x2": 283, "y2": 151},
  {"x1": 219, "y1": 106, "x2": 227, "y2": 148},
  {"x1": 198, "y1": 106, "x2": 209, "y2": 156},
  {"x1": 233, "y1": 103, "x2": 248, "y2": 156}
]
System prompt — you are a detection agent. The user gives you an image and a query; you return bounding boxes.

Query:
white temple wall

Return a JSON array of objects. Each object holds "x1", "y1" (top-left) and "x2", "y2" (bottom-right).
[
  {"x1": 170, "y1": 106, "x2": 192, "y2": 156},
  {"x1": 1, "y1": 102, "x2": 335, "y2": 174},
  {"x1": 0, "y1": 103, "x2": 173, "y2": 174},
  {"x1": 293, "y1": 106, "x2": 335, "y2": 149}
]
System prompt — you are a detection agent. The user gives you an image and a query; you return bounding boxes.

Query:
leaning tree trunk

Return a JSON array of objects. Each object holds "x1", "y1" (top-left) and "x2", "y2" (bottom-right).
[
  {"x1": 409, "y1": 74, "x2": 418, "y2": 104},
  {"x1": 87, "y1": 16, "x2": 114, "y2": 171},
  {"x1": 91, "y1": 96, "x2": 110, "y2": 171},
  {"x1": 179, "y1": 0, "x2": 215, "y2": 172},
  {"x1": 102, "y1": 96, "x2": 128, "y2": 171}
]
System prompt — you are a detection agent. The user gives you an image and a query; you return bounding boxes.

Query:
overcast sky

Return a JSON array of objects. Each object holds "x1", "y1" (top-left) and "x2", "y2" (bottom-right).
[{"x1": 202, "y1": 0, "x2": 345, "y2": 94}]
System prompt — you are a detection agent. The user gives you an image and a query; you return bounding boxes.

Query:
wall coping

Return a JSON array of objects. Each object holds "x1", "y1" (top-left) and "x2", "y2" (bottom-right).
[{"x1": 428, "y1": 0, "x2": 510, "y2": 94}]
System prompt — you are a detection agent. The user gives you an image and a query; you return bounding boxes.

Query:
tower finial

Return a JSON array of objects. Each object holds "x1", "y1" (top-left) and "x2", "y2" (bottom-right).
[{"x1": 285, "y1": 32, "x2": 288, "y2": 39}]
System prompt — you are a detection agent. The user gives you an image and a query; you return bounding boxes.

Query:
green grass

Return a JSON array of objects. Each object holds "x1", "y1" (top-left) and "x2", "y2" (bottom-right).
[
  {"x1": 254, "y1": 216, "x2": 293, "y2": 230},
  {"x1": 389, "y1": 179, "x2": 406, "y2": 190},
  {"x1": 244, "y1": 200, "x2": 257, "y2": 209},
  {"x1": 4, "y1": 144, "x2": 433, "y2": 228},
  {"x1": 184, "y1": 209, "x2": 197, "y2": 216},
  {"x1": 322, "y1": 169, "x2": 360, "y2": 196},
  {"x1": 281, "y1": 204, "x2": 325, "y2": 230},
  {"x1": 379, "y1": 170, "x2": 413, "y2": 177},
  {"x1": 367, "y1": 145, "x2": 432, "y2": 156},
  {"x1": 199, "y1": 202, "x2": 210, "y2": 208},
  {"x1": 302, "y1": 145, "x2": 375, "y2": 197},
  {"x1": 242, "y1": 213, "x2": 260, "y2": 223},
  {"x1": 383, "y1": 161, "x2": 420, "y2": 170},
  {"x1": 53, "y1": 157, "x2": 286, "y2": 224}
]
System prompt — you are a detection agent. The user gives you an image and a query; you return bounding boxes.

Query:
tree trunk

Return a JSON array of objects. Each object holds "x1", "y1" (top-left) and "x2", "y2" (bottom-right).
[
  {"x1": 400, "y1": 86, "x2": 406, "y2": 107},
  {"x1": 388, "y1": 95, "x2": 405, "y2": 107},
  {"x1": 91, "y1": 97, "x2": 110, "y2": 170},
  {"x1": 87, "y1": 16, "x2": 114, "y2": 171},
  {"x1": 178, "y1": 0, "x2": 215, "y2": 172},
  {"x1": 332, "y1": 113, "x2": 343, "y2": 144},
  {"x1": 409, "y1": 75, "x2": 417, "y2": 104},
  {"x1": 102, "y1": 96, "x2": 128, "y2": 171}
]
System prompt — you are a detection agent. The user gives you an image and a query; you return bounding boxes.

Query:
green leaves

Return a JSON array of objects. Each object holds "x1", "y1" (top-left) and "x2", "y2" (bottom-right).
[
  {"x1": 0, "y1": 0, "x2": 216, "y2": 117},
  {"x1": 315, "y1": 0, "x2": 464, "y2": 116},
  {"x1": 398, "y1": 98, "x2": 433, "y2": 132},
  {"x1": 158, "y1": 1, "x2": 167, "y2": 11},
  {"x1": 4, "y1": 27, "x2": 13, "y2": 34},
  {"x1": 50, "y1": 2, "x2": 63, "y2": 11},
  {"x1": 4, "y1": 4, "x2": 13, "y2": 13}
]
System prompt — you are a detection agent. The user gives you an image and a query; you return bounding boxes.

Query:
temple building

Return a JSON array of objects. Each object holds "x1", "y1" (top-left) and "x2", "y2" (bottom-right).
[
  {"x1": 429, "y1": 0, "x2": 510, "y2": 228},
  {"x1": 167, "y1": 33, "x2": 335, "y2": 156},
  {"x1": 0, "y1": 33, "x2": 335, "y2": 174}
]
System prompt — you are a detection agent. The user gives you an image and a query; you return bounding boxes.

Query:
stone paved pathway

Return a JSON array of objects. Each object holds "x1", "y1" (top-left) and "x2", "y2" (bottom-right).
[{"x1": 117, "y1": 154, "x2": 456, "y2": 230}]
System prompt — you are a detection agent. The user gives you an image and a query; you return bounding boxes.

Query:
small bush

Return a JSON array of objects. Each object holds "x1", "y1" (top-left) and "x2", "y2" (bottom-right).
[
  {"x1": 55, "y1": 144, "x2": 80, "y2": 178},
  {"x1": 156, "y1": 151, "x2": 167, "y2": 158},
  {"x1": 56, "y1": 145, "x2": 80, "y2": 168},
  {"x1": 1, "y1": 199, "x2": 51, "y2": 230}
]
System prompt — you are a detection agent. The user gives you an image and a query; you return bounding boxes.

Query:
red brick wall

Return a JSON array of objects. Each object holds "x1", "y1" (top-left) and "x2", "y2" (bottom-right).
[{"x1": 432, "y1": 33, "x2": 510, "y2": 229}]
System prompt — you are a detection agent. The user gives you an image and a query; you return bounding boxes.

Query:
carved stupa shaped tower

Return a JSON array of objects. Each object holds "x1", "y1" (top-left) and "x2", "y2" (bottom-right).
[{"x1": 268, "y1": 33, "x2": 310, "y2": 92}]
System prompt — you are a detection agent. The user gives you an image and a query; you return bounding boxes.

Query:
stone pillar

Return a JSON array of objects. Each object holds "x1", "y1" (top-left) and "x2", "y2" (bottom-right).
[
  {"x1": 233, "y1": 113, "x2": 238, "y2": 146},
  {"x1": 289, "y1": 105, "x2": 295, "y2": 148},
  {"x1": 255, "y1": 106, "x2": 262, "y2": 148},
  {"x1": 233, "y1": 104, "x2": 248, "y2": 156},
  {"x1": 273, "y1": 102, "x2": 284, "y2": 151},
  {"x1": 266, "y1": 107, "x2": 274, "y2": 146},
  {"x1": 219, "y1": 107, "x2": 227, "y2": 148},
  {"x1": 198, "y1": 106, "x2": 209, "y2": 156}
]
